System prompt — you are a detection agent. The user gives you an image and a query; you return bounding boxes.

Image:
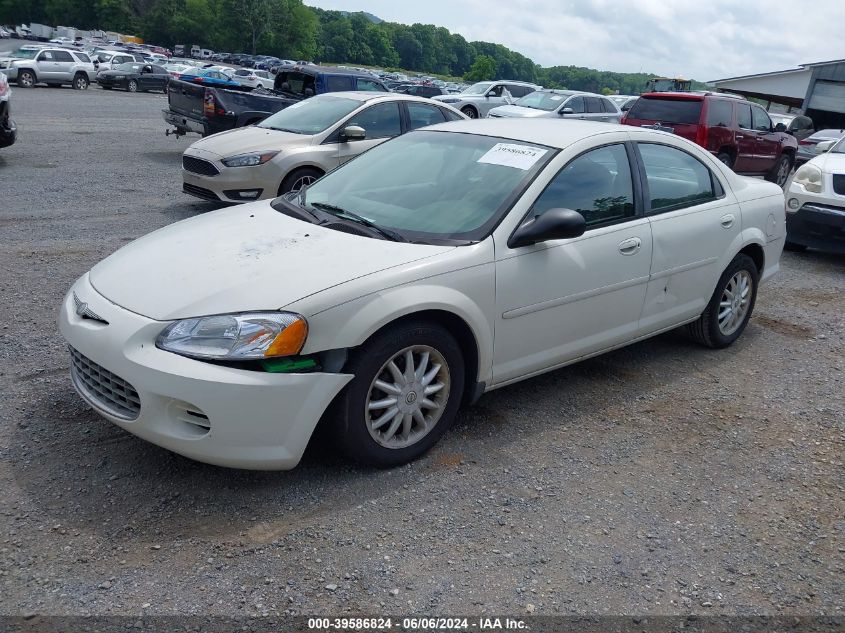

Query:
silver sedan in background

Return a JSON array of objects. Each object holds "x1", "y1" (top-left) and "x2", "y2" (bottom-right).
[
  {"x1": 487, "y1": 89, "x2": 622, "y2": 123},
  {"x1": 432, "y1": 80, "x2": 541, "y2": 119}
]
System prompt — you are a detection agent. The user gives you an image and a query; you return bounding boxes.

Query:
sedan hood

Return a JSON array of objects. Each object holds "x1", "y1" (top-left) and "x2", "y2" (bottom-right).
[
  {"x1": 488, "y1": 105, "x2": 550, "y2": 118},
  {"x1": 89, "y1": 201, "x2": 452, "y2": 321},
  {"x1": 187, "y1": 125, "x2": 311, "y2": 159}
]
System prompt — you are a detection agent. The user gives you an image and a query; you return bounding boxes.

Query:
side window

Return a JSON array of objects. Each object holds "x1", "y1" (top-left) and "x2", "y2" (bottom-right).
[
  {"x1": 585, "y1": 97, "x2": 605, "y2": 113},
  {"x1": 407, "y1": 102, "x2": 447, "y2": 130},
  {"x1": 326, "y1": 75, "x2": 354, "y2": 92},
  {"x1": 74, "y1": 52, "x2": 90, "y2": 63},
  {"x1": 440, "y1": 107, "x2": 463, "y2": 122},
  {"x1": 507, "y1": 85, "x2": 528, "y2": 98},
  {"x1": 487, "y1": 84, "x2": 505, "y2": 98},
  {"x1": 154, "y1": 66, "x2": 167, "y2": 74},
  {"x1": 600, "y1": 98, "x2": 616, "y2": 113},
  {"x1": 638, "y1": 143, "x2": 718, "y2": 213},
  {"x1": 37, "y1": 51, "x2": 54, "y2": 61},
  {"x1": 564, "y1": 96, "x2": 585, "y2": 113},
  {"x1": 531, "y1": 144, "x2": 635, "y2": 227},
  {"x1": 706, "y1": 100, "x2": 733, "y2": 127},
  {"x1": 346, "y1": 102, "x2": 402, "y2": 139},
  {"x1": 751, "y1": 107, "x2": 772, "y2": 132},
  {"x1": 357, "y1": 78, "x2": 386, "y2": 91},
  {"x1": 737, "y1": 104, "x2": 752, "y2": 130}
]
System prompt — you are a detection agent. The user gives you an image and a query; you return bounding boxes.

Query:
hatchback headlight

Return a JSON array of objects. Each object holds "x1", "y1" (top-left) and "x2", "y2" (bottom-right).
[
  {"x1": 221, "y1": 151, "x2": 279, "y2": 167},
  {"x1": 793, "y1": 163, "x2": 823, "y2": 193},
  {"x1": 156, "y1": 312, "x2": 307, "y2": 360}
]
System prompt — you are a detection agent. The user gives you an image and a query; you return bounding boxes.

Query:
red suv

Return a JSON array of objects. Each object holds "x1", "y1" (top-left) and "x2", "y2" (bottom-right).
[{"x1": 622, "y1": 92, "x2": 797, "y2": 186}]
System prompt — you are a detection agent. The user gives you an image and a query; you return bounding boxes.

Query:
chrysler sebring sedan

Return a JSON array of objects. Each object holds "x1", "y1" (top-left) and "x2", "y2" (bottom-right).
[{"x1": 60, "y1": 120, "x2": 785, "y2": 470}]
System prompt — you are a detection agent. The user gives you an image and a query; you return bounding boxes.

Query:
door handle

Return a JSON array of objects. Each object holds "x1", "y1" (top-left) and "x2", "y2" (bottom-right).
[
  {"x1": 618, "y1": 237, "x2": 642, "y2": 255},
  {"x1": 720, "y1": 214, "x2": 735, "y2": 228},
  {"x1": 735, "y1": 135, "x2": 744, "y2": 139}
]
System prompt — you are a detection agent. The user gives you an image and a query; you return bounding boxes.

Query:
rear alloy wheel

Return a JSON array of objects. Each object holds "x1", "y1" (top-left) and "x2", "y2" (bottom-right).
[
  {"x1": 717, "y1": 152, "x2": 734, "y2": 169},
  {"x1": 17, "y1": 70, "x2": 36, "y2": 88},
  {"x1": 279, "y1": 167, "x2": 322, "y2": 195},
  {"x1": 331, "y1": 321, "x2": 465, "y2": 467},
  {"x1": 72, "y1": 74, "x2": 89, "y2": 90},
  {"x1": 766, "y1": 154, "x2": 792, "y2": 187},
  {"x1": 687, "y1": 253, "x2": 759, "y2": 348},
  {"x1": 127, "y1": 79, "x2": 138, "y2": 93},
  {"x1": 461, "y1": 106, "x2": 478, "y2": 119}
]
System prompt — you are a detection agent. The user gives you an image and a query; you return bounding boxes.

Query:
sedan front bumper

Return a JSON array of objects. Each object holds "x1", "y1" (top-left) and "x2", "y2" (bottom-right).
[
  {"x1": 785, "y1": 182, "x2": 845, "y2": 253},
  {"x1": 58, "y1": 274, "x2": 353, "y2": 470}
]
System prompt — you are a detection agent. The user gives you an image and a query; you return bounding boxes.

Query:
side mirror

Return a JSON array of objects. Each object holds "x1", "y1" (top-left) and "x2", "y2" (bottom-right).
[
  {"x1": 340, "y1": 125, "x2": 366, "y2": 142},
  {"x1": 816, "y1": 139, "x2": 836, "y2": 152},
  {"x1": 560, "y1": 107, "x2": 574, "y2": 115},
  {"x1": 774, "y1": 122, "x2": 787, "y2": 132},
  {"x1": 508, "y1": 208, "x2": 586, "y2": 248}
]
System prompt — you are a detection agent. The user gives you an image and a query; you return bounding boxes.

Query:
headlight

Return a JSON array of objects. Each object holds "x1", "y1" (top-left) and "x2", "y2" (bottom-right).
[
  {"x1": 793, "y1": 163, "x2": 823, "y2": 193},
  {"x1": 221, "y1": 151, "x2": 279, "y2": 167},
  {"x1": 113, "y1": 75, "x2": 125, "y2": 80},
  {"x1": 156, "y1": 312, "x2": 308, "y2": 360}
]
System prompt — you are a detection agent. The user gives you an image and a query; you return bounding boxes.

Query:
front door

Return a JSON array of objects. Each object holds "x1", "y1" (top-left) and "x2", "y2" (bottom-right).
[
  {"x1": 734, "y1": 102, "x2": 757, "y2": 173},
  {"x1": 493, "y1": 142, "x2": 653, "y2": 384},
  {"x1": 336, "y1": 101, "x2": 403, "y2": 166},
  {"x1": 635, "y1": 141, "x2": 741, "y2": 332},
  {"x1": 751, "y1": 105, "x2": 779, "y2": 172}
]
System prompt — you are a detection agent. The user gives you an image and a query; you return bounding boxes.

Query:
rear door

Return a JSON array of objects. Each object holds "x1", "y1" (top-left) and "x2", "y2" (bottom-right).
[
  {"x1": 335, "y1": 101, "x2": 403, "y2": 165},
  {"x1": 751, "y1": 105, "x2": 778, "y2": 172},
  {"x1": 584, "y1": 96, "x2": 608, "y2": 122},
  {"x1": 51, "y1": 50, "x2": 75, "y2": 81},
  {"x1": 635, "y1": 141, "x2": 739, "y2": 332},
  {"x1": 734, "y1": 103, "x2": 757, "y2": 172}
]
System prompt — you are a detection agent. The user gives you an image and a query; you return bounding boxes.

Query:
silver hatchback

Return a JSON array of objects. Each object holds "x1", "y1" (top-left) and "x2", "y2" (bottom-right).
[{"x1": 487, "y1": 89, "x2": 622, "y2": 123}]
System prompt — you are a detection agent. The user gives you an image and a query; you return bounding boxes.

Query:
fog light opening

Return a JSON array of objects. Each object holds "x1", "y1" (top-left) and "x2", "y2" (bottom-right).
[
  {"x1": 224, "y1": 189, "x2": 263, "y2": 201},
  {"x1": 787, "y1": 198, "x2": 800, "y2": 212}
]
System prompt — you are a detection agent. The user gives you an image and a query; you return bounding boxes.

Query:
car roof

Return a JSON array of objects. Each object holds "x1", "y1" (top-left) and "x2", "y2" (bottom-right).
[
  {"x1": 424, "y1": 118, "x2": 635, "y2": 148},
  {"x1": 319, "y1": 91, "x2": 459, "y2": 106}
]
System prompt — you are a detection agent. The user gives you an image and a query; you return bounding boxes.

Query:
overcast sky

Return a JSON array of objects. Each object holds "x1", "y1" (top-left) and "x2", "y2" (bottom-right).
[{"x1": 306, "y1": 0, "x2": 843, "y2": 80}]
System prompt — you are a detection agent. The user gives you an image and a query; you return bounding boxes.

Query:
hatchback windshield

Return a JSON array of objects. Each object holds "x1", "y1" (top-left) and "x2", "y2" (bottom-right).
[
  {"x1": 515, "y1": 91, "x2": 573, "y2": 111},
  {"x1": 462, "y1": 82, "x2": 494, "y2": 95},
  {"x1": 258, "y1": 95, "x2": 361, "y2": 135},
  {"x1": 295, "y1": 130, "x2": 555, "y2": 243}
]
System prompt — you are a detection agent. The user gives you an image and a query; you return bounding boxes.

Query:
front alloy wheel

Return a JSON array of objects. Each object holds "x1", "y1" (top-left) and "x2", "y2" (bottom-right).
[
  {"x1": 331, "y1": 321, "x2": 465, "y2": 467},
  {"x1": 127, "y1": 79, "x2": 138, "y2": 93},
  {"x1": 365, "y1": 346, "x2": 450, "y2": 449}
]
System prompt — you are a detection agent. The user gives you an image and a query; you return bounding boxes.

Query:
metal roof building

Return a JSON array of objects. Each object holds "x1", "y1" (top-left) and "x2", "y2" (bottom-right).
[{"x1": 709, "y1": 59, "x2": 845, "y2": 128}]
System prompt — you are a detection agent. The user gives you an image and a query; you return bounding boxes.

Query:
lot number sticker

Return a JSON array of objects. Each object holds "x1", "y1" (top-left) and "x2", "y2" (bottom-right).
[{"x1": 477, "y1": 143, "x2": 548, "y2": 170}]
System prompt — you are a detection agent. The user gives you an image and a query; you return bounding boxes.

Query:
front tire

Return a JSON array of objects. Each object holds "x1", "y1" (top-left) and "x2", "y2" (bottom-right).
[
  {"x1": 279, "y1": 167, "x2": 323, "y2": 195},
  {"x1": 72, "y1": 73, "x2": 89, "y2": 90},
  {"x1": 331, "y1": 321, "x2": 465, "y2": 467},
  {"x1": 17, "y1": 70, "x2": 36, "y2": 88},
  {"x1": 766, "y1": 153, "x2": 792, "y2": 187},
  {"x1": 687, "y1": 254, "x2": 759, "y2": 349},
  {"x1": 461, "y1": 106, "x2": 478, "y2": 119}
]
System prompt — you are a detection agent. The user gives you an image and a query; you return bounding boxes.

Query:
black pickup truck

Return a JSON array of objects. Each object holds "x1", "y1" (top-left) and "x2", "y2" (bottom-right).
[{"x1": 163, "y1": 65, "x2": 388, "y2": 137}]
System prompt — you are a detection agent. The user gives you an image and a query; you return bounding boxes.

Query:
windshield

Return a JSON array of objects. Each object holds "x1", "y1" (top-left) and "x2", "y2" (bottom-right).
[
  {"x1": 116, "y1": 63, "x2": 142, "y2": 72},
  {"x1": 515, "y1": 91, "x2": 572, "y2": 111},
  {"x1": 11, "y1": 49, "x2": 38, "y2": 59},
  {"x1": 831, "y1": 137, "x2": 845, "y2": 154},
  {"x1": 258, "y1": 95, "x2": 361, "y2": 135},
  {"x1": 462, "y1": 81, "x2": 494, "y2": 95},
  {"x1": 297, "y1": 130, "x2": 555, "y2": 243}
]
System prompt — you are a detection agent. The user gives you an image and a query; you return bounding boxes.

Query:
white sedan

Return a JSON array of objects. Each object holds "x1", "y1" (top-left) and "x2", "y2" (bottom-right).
[
  {"x1": 785, "y1": 136, "x2": 845, "y2": 254},
  {"x1": 59, "y1": 120, "x2": 785, "y2": 470}
]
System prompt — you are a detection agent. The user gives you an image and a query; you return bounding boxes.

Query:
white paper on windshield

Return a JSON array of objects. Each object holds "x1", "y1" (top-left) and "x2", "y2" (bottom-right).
[
  {"x1": 477, "y1": 143, "x2": 548, "y2": 170},
  {"x1": 550, "y1": 95, "x2": 563, "y2": 101}
]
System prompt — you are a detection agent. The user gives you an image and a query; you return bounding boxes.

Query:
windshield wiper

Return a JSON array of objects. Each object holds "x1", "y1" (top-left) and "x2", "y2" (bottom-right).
[
  {"x1": 310, "y1": 202, "x2": 407, "y2": 242},
  {"x1": 260, "y1": 125, "x2": 299, "y2": 133}
]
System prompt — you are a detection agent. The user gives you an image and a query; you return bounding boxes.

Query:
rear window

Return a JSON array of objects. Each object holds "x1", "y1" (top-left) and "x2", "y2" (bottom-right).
[
  {"x1": 627, "y1": 97, "x2": 703, "y2": 124},
  {"x1": 706, "y1": 100, "x2": 733, "y2": 127}
]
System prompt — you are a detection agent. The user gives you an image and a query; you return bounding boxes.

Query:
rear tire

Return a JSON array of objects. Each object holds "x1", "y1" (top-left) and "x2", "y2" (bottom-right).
[
  {"x1": 687, "y1": 253, "x2": 759, "y2": 349},
  {"x1": 330, "y1": 321, "x2": 465, "y2": 467},
  {"x1": 127, "y1": 79, "x2": 138, "y2": 93},
  {"x1": 72, "y1": 73, "x2": 89, "y2": 90},
  {"x1": 766, "y1": 153, "x2": 793, "y2": 187},
  {"x1": 716, "y1": 152, "x2": 734, "y2": 169},
  {"x1": 279, "y1": 167, "x2": 323, "y2": 195}
]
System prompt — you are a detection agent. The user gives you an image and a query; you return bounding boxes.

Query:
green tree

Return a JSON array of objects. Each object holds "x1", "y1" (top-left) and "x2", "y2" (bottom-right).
[{"x1": 465, "y1": 55, "x2": 496, "y2": 82}]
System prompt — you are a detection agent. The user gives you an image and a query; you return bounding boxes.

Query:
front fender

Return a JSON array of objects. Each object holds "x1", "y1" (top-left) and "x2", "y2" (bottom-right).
[{"x1": 300, "y1": 270, "x2": 496, "y2": 385}]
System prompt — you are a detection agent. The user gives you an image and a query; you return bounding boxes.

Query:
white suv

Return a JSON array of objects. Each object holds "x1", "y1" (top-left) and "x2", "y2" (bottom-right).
[{"x1": 0, "y1": 47, "x2": 96, "y2": 89}]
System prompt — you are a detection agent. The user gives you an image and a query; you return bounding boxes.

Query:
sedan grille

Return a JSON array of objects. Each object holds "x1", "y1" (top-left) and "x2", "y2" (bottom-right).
[
  {"x1": 833, "y1": 174, "x2": 845, "y2": 196},
  {"x1": 69, "y1": 347, "x2": 140, "y2": 421},
  {"x1": 182, "y1": 155, "x2": 220, "y2": 176},
  {"x1": 183, "y1": 182, "x2": 220, "y2": 201}
]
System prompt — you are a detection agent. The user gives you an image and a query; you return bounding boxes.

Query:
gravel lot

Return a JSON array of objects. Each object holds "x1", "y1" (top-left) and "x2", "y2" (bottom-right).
[{"x1": 0, "y1": 86, "x2": 843, "y2": 620}]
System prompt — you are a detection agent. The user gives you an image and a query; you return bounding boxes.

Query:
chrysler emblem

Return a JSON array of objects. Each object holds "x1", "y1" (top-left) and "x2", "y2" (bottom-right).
[{"x1": 73, "y1": 292, "x2": 108, "y2": 324}]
